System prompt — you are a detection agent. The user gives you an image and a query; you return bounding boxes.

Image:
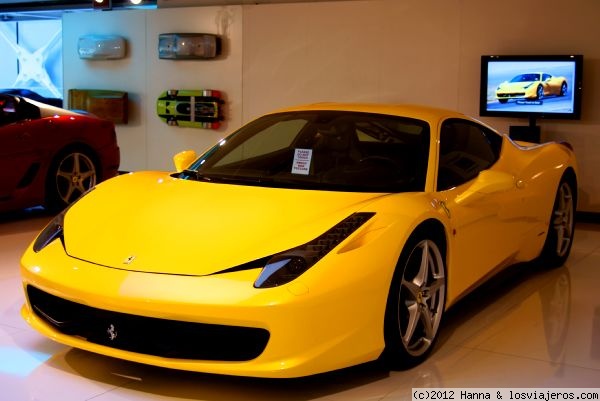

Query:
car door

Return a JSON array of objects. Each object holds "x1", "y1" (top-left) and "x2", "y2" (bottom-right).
[
  {"x1": 434, "y1": 119, "x2": 524, "y2": 297},
  {"x1": 0, "y1": 96, "x2": 37, "y2": 200}
]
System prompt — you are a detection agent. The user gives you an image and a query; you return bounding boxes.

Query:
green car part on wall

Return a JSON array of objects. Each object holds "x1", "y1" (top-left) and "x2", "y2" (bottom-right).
[{"x1": 156, "y1": 89, "x2": 224, "y2": 129}]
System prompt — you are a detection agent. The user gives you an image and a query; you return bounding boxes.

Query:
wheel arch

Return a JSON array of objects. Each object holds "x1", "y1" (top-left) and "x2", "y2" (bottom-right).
[
  {"x1": 408, "y1": 218, "x2": 448, "y2": 260},
  {"x1": 561, "y1": 166, "x2": 578, "y2": 207},
  {"x1": 535, "y1": 165, "x2": 578, "y2": 268},
  {"x1": 406, "y1": 218, "x2": 451, "y2": 305},
  {"x1": 386, "y1": 218, "x2": 449, "y2": 296},
  {"x1": 382, "y1": 216, "x2": 449, "y2": 367}
]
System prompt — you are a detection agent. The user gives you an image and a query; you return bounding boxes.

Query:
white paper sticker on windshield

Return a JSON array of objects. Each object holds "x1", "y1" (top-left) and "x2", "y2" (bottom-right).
[{"x1": 291, "y1": 148, "x2": 313, "y2": 175}]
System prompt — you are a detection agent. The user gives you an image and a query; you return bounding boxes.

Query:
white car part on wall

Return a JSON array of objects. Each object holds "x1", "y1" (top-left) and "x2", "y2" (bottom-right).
[
  {"x1": 158, "y1": 33, "x2": 221, "y2": 60},
  {"x1": 78, "y1": 35, "x2": 126, "y2": 60}
]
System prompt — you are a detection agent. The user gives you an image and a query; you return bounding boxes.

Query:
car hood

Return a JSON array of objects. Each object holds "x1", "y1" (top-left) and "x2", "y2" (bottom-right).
[
  {"x1": 64, "y1": 171, "x2": 387, "y2": 276},
  {"x1": 498, "y1": 81, "x2": 534, "y2": 91}
]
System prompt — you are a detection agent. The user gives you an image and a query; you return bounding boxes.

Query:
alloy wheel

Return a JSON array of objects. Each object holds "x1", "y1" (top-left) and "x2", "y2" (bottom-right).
[
  {"x1": 398, "y1": 239, "x2": 446, "y2": 357},
  {"x1": 552, "y1": 182, "x2": 574, "y2": 257},
  {"x1": 55, "y1": 152, "x2": 97, "y2": 205}
]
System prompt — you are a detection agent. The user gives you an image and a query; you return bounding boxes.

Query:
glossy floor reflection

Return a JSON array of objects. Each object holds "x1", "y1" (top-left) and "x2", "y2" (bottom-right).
[{"x1": 1, "y1": 210, "x2": 599, "y2": 400}]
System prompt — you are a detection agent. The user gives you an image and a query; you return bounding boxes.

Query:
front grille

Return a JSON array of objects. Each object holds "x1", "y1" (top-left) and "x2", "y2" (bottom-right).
[
  {"x1": 499, "y1": 92, "x2": 525, "y2": 98},
  {"x1": 27, "y1": 285, "x2": 270, "y2": 361}
]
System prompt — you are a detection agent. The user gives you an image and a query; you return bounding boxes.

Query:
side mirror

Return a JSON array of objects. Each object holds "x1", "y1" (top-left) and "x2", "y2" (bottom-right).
[
  {"x1": 455, "y1": 170, "x2": 515, "y2": 205},
  {"x1": 173, "y1": 150, "x2": 197, "y2": 172}
]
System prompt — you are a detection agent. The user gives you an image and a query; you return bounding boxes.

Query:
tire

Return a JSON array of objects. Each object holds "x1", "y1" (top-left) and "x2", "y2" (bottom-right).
[
  {"x1": 498, "y1": 99, "x2": 508, "y2": 104},
  {"x1": 536, "y1": 85, "x2": 544, "y2": 100},
  {"x1": 560, "y1": 82, "x2": 568, "y2": 96},
  {"x1": 46, "y1": 148, "x2": 98, "y2": 211},
  {"x1": 537, "y1": 176, "x2": 576, "y2": 268},
  {"x1": 383, "y1": 232, "x2": 446, "y2": 369}
]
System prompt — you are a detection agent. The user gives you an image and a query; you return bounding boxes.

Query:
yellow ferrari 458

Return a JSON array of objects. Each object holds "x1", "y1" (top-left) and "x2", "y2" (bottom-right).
[
  {"x1": 21, "y1": 103, "x2": 577, "y2": 378},
  {"x1": 495, "y1": 72, "x2": 568, "y2": 103}
]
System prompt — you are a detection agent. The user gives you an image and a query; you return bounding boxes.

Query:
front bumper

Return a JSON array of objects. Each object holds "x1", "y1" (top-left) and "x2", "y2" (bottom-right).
[{"x1": 20, "y1": 239, "x2": 389, "y2": 378}]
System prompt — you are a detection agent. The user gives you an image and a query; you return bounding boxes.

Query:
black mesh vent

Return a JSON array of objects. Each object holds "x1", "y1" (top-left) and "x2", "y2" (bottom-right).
[{"x1": 27, "y1": 285, "x2": 269, "y2": 361}]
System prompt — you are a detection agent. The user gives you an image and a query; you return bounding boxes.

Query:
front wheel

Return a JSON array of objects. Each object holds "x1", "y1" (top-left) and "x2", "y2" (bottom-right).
[
  {"x1": 383, "y1": 234, "x2": 446, "y2": 368},
  {"x1": 537, "y1": 177, "x2": 576, "y2": 268},
  {"x1": 536, "y1": 85, "x2": 544, "y2": 100}
]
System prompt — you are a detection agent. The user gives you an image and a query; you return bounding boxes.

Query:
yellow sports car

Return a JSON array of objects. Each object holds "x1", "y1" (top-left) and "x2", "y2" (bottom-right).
[
  {"x1": 20, "y1": 104, "x2": 578, "y2": 378},
  {"x1": 495, "y1": 72, "x2": 568, "y2": 103}
]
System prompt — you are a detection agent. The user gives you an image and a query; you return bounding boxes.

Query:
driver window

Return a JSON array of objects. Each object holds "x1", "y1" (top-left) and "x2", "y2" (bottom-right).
[{"x1": 437, "y1": 119, "x2": 502, "y2": 191}]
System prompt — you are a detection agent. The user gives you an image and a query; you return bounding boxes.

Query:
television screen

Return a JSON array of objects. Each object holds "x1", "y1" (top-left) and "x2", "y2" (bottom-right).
[{"x1": 480, "y1": 55, "x2": 583, "y2": 120}]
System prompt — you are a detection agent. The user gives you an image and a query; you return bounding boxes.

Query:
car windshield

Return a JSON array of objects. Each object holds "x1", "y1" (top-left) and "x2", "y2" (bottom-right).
[
  {"x1": 178, "y1": 111, "x2": 430, "y2": 192},
  {"x1": 510, "y1": 73, "x2": 540, "y2": 83}
]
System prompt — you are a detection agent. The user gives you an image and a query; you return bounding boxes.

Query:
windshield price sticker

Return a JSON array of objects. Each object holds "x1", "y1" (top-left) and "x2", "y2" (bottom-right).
[
  {"x1": 291, "y1": 148, "x2": 313, "y2": 175},
  {"x1": 412, "y1": 388, "x2": 600, "y2": 400}
]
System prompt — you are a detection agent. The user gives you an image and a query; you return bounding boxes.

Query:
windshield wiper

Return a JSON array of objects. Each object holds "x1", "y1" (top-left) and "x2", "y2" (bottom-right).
[
  {"x1": 179, "y1": 169, "x2": 278, "y2": 186},
  {"x1": 204, "y1": 174, "x2": 269, "y2": 185},
  {"x1": 180, "y1": 169, "x2": 213, "y2": 182}
]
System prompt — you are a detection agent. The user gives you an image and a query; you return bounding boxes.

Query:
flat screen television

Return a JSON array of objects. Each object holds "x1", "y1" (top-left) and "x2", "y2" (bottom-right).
[{"x1": 479, "y1": 55, "x2": 583, "y2": 121}]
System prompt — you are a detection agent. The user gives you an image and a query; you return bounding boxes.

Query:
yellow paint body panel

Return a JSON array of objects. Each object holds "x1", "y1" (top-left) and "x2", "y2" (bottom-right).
[{"x1": 20, "y1": 103, "x2": 578, "y2": 378}]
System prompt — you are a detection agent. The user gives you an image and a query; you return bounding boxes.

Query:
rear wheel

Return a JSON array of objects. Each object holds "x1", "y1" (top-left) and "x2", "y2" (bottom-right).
[
  {"x1": 560, "y1": 82, "x2": 568, "y2": 96},
  {"x1": 537, "y1": 177, "x2": 576, "y2": 268},
  {"x1": 384, "y1": 233, "x2": 446, "y2": 368},
  {"x1": 46, "y1": 149, "x2": 98, "y2": 211}
]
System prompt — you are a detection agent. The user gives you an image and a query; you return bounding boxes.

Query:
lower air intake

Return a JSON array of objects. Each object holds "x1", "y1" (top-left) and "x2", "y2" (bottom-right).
[{"x1": 27, "y1": 285, "x2": 269, "y2": 361}]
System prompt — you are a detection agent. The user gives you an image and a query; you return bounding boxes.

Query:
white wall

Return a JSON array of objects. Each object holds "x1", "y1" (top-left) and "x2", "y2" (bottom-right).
[
  {"x1": 145, "y1": 6, "x2": 242, "y2": 169},
  {"x1": 456, "y1": 0, "x2": 600, "y2": 214},
  {"x1": 63, "y1": 9, "x2": 150, "y2": 171},
  {"x1": 242, "y1": 0, "x2": 462, "y2": 118},
  {"x1": 242, "y1": 0, "x2": 600, "y2": 212},
  {"x1": 63, "y1": 6, "x2": 242, "y2": 172},
  {"x1": 63, "y1": 0, "x2": 600, "y2": 212}
]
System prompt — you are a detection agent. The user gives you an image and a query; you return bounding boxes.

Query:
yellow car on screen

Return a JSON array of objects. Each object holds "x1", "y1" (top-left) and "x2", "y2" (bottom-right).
[
  {"x1": 21, "y1": 103, "x2": 578, "y2": 378},
  {"x1": 496, "y1": 72, "x2": 568, "y2": 103}
]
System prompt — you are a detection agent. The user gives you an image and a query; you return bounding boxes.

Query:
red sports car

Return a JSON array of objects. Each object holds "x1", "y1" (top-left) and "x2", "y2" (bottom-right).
[{"x1": 0, "y1": 93, "x2": 120, "y2": 212}]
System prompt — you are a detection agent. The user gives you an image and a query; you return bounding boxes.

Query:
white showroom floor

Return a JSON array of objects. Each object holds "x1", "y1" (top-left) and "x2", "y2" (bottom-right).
[{"x1": 1, "y1": 208, "x2": 599, "y2": 401}]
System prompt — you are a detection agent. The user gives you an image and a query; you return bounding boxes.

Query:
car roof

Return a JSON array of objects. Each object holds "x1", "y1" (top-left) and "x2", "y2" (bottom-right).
[{"x1": 267, "y1": 102, "x2": 473, "y2": 126}]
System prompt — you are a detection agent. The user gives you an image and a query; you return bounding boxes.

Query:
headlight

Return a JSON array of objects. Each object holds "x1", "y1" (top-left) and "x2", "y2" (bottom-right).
[
  {"x1": 33, "y1": 209, "x2": 66, "y2": 252},
  {"x1": 32, "y1": 187, "x2": 95, "y2": 253},
  {"x1": 254, "y1": 212, "x2": 375, "y2": 288}
]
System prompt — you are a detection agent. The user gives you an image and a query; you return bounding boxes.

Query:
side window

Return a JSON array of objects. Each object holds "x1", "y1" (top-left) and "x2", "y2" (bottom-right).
[{"x1": 437, "y1": 119, "x2": 502, "y2": 191}]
